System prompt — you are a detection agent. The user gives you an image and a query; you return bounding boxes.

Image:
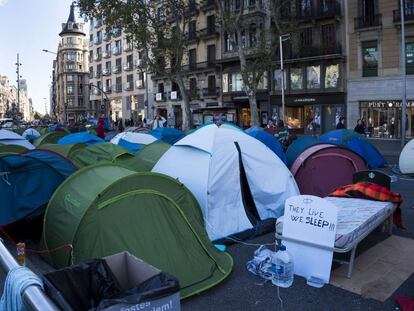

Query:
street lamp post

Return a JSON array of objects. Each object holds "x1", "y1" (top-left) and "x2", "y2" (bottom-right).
[
  {"x1": 279, "y1": 34, "x2": 290, "y2": 123},
  {"x1": 400, "y1": 0, "x2": 407, "y2": 147}
]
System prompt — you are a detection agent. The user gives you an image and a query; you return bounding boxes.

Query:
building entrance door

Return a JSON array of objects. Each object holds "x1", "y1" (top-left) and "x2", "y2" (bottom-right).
[{"x1": 322, "y1": 105, "x2": 336, "y2": 132}]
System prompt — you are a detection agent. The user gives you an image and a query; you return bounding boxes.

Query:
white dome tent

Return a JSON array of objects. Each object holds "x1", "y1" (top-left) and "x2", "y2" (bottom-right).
[
  {"x1": 0, "y1": 129, "x2": 34, "y2": 149},
  {"x1": 22, "y1": 128, "x2": 41, "y2": 140},
  {"x1": 110, "y1": 132, "x2": 157, "y2": 145},
  {"x1": 399, "y1": 138, "x2": 414, "y2": 174},
  {"x1": 153, "y1": 123, "x2": 299, "y2": 241}
]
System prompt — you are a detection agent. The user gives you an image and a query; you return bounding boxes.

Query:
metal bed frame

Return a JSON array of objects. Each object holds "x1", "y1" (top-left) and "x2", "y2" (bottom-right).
[{"x1": 275, "y1": 207, "x2": 394, "y2": 279}]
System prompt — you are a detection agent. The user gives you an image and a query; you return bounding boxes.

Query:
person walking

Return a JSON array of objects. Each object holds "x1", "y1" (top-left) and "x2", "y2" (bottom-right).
[
  {"x1": 96, "y1": 116, "x2": 105, "y2": 139},
  {"x1": 150, "y1": 115, "x2": 166, "y2": 130},
  {"x1": 354, "y1": 118, "x2": 365, "y2": 134},
  {"x1": 264, "y1": 119, "x2": 277, "y2": 135},
  {"x1": 336, "y1": 116, "x2": 346, "y2": 129},
  {"x1": 117, "y1": 119, "x2": 124, "y2": 133}
]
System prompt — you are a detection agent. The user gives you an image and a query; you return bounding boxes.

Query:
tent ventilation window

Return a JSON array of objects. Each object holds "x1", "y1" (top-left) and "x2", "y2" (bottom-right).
[{"x1": 234, "y1": 142, "x2": 260, "y2": 226}]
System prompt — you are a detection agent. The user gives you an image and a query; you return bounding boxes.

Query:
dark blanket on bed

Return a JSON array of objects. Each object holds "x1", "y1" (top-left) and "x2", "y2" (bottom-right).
[{"x1": 329, "y1": 183, "x2": 404, "y2": 228}]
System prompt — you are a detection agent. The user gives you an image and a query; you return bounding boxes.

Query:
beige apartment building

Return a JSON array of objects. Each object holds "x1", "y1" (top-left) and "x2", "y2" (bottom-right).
[
  {"x1": 55, "y1": 4, "x2": 90, "y2": 123},
  {"x1": 152, "y1": 0, "x2": 222, "y2": 127},
  {"x1": 0, "y1": 75, "x2": 32, "y2": 121},
  {"x1": 88, "y1": 18, "x2": 152, "y2": 124},
  {"x1": 347, "y1": 0, "x2": 414, "y2": 139}
]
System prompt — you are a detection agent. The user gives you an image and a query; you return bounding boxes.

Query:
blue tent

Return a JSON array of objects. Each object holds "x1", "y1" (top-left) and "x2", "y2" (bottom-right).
[
  {"x1": 149, "y1": 127, "x2": 185, "y2": 145},
  {"x1": 245, "y1": 127, "x2": 286, "y2": 164},
  {"x1": 285, "y1": 136, "x2": 319, "y2": 168},
  {"x1": 58, "y1": 132, "x2": 104, "y2": 145},
  {"x1": 118, "y1": 138, "x2": 145, "y2": 153},
  {"x1": 0, "y1": 149, "x2": 77, "y2": 225},
  {"x1": 319, "y1": 129, "x2": 386, "y2": 169}
]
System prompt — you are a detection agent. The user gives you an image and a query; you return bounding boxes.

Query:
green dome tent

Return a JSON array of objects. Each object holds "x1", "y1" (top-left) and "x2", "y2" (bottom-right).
[
  {"x1": 41, "y1": 164, "x2": 233, "y2": 298},
  {"x1": 34, "y1": 132, "x2": 68, "y2": 147},
  {"x1": 35, "y1": 127, "x2": 51, "y2": 136},
  {"x1": 40, "y1": 143, "x2": 86, "y2": 158},
  {"x1": 135, "y1": 141, "x2": 171, "y2": 171},
  {"x1": 69, "y1": 143, "x2": 147, "y2": 171},
  {"x1": 0, "y1": 144, "x2": 27, "y2": 154}
]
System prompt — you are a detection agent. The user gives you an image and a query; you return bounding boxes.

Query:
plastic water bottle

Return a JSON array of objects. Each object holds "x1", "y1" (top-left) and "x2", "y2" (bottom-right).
[{"x1": 271, "y1": 244, "x2": 294, "y2": 288}]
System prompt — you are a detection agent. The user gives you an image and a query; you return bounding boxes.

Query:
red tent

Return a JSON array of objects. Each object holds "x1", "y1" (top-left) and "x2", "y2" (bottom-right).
[{"x1": 291, "y1": 144, "x2": 368, "y2": 197}]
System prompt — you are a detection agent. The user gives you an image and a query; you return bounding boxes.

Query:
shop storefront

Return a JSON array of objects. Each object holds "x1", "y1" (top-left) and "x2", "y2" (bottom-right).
[
  {"x1": 270, "y1": 93, "x2": 346, "y2": 134},
  {"x1": 359, "y1": 100, "x2": 414, "y2": 139}
]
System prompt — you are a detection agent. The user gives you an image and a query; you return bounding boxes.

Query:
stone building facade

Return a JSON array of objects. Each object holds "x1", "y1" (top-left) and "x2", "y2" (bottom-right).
[
  {"x1": 347, "y1": 0, "x2": 414, "y2": 139},
  {"x1": 88, "y1": 18, "x2": 153, "y2": 124},
  {"x1": 55, "y1": 4, "x2": 90, "y2": 123}
]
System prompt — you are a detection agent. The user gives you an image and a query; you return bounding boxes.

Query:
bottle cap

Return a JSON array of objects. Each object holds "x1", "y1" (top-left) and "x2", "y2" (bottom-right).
[{"x1": 279, "y1": 244, "x2": 286, "y2": 251}]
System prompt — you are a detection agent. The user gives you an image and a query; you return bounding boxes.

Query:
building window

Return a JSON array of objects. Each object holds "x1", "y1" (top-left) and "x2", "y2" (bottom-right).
[
  {"x1": 67, "y1": 75, "x2": 74, "y2": 82},
  {"x1": 67, "y1": 85, "x2": 74, "y2": 94},
  {"x1": 222, "y1": 73, "x2": 229, "y2": 93},
  {"x1": 126, "y1": 96, "x2": 132, "y2": 110},
  {"x1": 116, "y1": 77, "x2": 122, "y2": 91},
  {"x1": 406, "y1": 42, "x2": 414, "y2": 74},
  {"x1": 224, "y1": 32, "x2": 233, "y2": 52},
  {"x1": 297, "y1": 0, "x2": 312, "y2": 18},
  {"x1": 362, "y1": 41, "x2": 378, "y2": 77},
  {"x1": 274, "y1": 69, "x2": 286, "y2": 91},
  {"x1": 207, "y1": 15, "x2": 215, "y2": 32},
  {"x1": 189, "y1": 49, "x2": 197, "y2": 69},
  {"x1": 290, "y1": 68, "x2": 303, "y2": 90},
  {"x1": 189, "y1": 78, "x2": 197, "y2": 98},
  {"x1": 67, "y1": 37, "x2": 74, "y2": 44},
  {"x1": 249, "y1": 29, "x2": 257, "y2": 48},
  {"x1": 189, "y1": 20, "x2": 196, "y2": 39},
  {"x1": 307, "y1": 66, "x2": 320, "y2": 89},
  {"x1": 208, "y1": 75, "x2": 216, "y2": 91},
  {"x1": 158, "y1": 83, "x2": 164, "y2": 94},
  {"x1": 325, "y1": 64, "x2": 340, "y2": 88},
  {"x1": 321, "y1": 24, "x2": 336, "y2": 52},
  {"x1": 207, "y1": 45, "x2": 216, "y2": 65},
  {"x1": 300, "y1": 27, "x2": 312, "y2": 48},
  {"x1": 67, "y1": 52, "x2": 76, "y2": 61},
  {"x1": 229, "y1": 73, "x2": 244, "y2": 92},
  {"x1": 67, "y1": 63, "x2": 75, "y2": 71}
]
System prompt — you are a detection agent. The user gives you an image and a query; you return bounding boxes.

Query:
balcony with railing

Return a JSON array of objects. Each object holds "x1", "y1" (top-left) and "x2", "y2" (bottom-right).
[
  {"x1": 103, "y1": 32, "x2": 111, "y2": 41},
  {"x1": 94, "y1": 71, "x2": 102, "y2": 79},
  {"x1": 93, "y1": 53, "x2": 102, "y2": 62},
  {"x1": 112, "y1": 46, "x2": 122, "y2": 55},
  {"x1": 125, "y1": 81, "x2": 134, "y2": 91},
  {"x1": 112, "y1": 27, "x2": 122, "y2": 37},
  {"x1": 393, "y1": 7, "x2": 414, "y2": 24},
  {"x1": 200, "y1": 0, "x2": 215, "y2": 12},
  {"x1": 244, "y1": 1, "x2": 266, "y2": 17},
  {"x1": 136, "y1": 79, "x2": 145, "y2": 89},
  {"x1": 89, "y1": 40, "x2": 94, "y2": 48},
  {"x1": 285, "y1": 43, "x2": 342, "y2": 59},
  {"x1": 102, "y1": 68, "x2": 111, "y2": 76},
  {"x1": 187, "y1": 31, "x2": 198, "y2": 43},
  {"x1": 202, "y1": 87, "x2": 220, "y2": 98},
  {"x1": 95, "y1": 19, "x2": 103, "y2": 28},
  {"x1": 354, "y1": 14, "x2": 382, "y2": 30},
  {"x1": 124, "y1": 43, "x2": 133, "y2": 52},
  {"x1": 186, "y1": 1, "x2": 199, "y2": 16},
  {"x1": 198, "y1": 26, "x2": 219, "y2": 39},
  {"x1": 112, "y1": 64, "x2": 122, "y2": 74},
  {"x1": 94, "y1": 37, "x2": 102, "y2": 45},
  {"x1": 103, "y1": 85, "x2": 112, "y2": 93},
  {"x1": 123, "y1": 62, "x2": 134, "y2": 71},
  {"x1": 316, "y1": 1, "x2": 341, "y2": 19},
  {"x1": 103, "y1": 50, "x2": 111, "y2": 59},
  {"x1": 115, "y1": 84, "x2": 123, "y2": 93}
]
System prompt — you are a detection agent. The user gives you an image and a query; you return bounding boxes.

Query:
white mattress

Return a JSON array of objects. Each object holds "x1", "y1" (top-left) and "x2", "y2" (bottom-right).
[{"x1": 276, "y1": 197, "x2": 395, "y2": 249}]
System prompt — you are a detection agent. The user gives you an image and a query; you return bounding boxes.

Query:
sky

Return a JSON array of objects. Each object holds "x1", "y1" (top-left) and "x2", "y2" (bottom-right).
[{"x1": 0, "y1": 0, "x2": 88, "y2": 114}]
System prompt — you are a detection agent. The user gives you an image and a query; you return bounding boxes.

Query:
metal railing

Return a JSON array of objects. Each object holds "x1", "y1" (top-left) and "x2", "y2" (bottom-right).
[
  {"x1": 354, "y1": 14, "x2": 382, "y2": 30},
  {"x1": 0, "y1": 239, "x2": 59, "y2": 311}
]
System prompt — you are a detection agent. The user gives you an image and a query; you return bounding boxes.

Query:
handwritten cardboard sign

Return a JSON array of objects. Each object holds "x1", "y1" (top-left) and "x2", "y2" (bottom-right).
[{"x1": 283, "y1": 195, "x2": 338, "y2": 285}]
